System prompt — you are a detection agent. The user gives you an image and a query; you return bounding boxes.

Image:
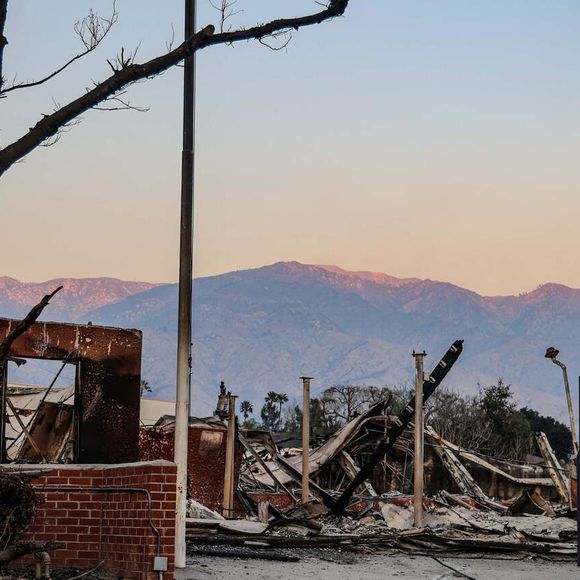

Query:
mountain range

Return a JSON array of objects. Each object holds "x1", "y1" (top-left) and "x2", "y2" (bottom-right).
[{"x1": 2, "y1": 262, "x2": 579, "y2": 420}]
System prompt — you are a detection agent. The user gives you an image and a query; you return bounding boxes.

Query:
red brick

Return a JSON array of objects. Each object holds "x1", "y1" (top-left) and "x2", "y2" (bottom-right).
[
  {"x1": 67, "y1": 476, "x2": 93, "y2": 485},
  {"x1": 77, "y1": 550, "x2": 99, "y2": 559},
  {"x1": 43, "y1": 476, "x2": 69, "y2": 484}
]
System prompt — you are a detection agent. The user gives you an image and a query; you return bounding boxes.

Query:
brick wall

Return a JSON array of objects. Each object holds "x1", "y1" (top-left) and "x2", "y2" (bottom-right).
[{"x1": 3, "y1": 461, "x2": 176, "y2": 580}]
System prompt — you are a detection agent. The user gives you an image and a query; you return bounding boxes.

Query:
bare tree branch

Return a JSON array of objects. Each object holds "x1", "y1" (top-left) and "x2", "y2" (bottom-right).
[
  {"x1": 0, "y1": 3, "x2": 118, "y2": 96},
  {"x1": 93, "y1": 90, "x2": 149, "y2": 113},
  {"x1": 258, "y1": 30, "x2": 292, "y2": 52},
  {"x1": 0, "y1": 0, "x2": 349, "y2": 177},
  {"x1": 209, "y1": 0, "x2": 243, "y2": 33}
]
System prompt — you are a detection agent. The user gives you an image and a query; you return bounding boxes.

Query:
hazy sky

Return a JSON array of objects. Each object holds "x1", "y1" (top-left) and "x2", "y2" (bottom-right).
[{"x1": 1, "y1": 1, "x2": 579, "y2": 296}]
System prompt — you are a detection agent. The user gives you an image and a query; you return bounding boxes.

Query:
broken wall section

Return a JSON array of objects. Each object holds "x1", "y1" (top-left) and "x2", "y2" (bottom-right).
[
  {"x1": 0, "y1": 318, "x2": 142, "y2": 463},
  {"x1": 139, "y1": 421, "x2": 244, "y2": 516}
]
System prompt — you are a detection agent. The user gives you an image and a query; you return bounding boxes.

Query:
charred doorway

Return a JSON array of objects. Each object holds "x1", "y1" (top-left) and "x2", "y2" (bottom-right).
[{"x1": 1, "y1": 357, "x2": 79, "y2": 462}]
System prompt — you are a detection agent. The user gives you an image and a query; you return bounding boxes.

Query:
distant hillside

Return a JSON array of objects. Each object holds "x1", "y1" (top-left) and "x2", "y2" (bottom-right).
[
  {"x1": 0, "y1": 276, "x2": 159, "y2": 320},
  {"x1": 2, "y1": 263, "x2": 578, "y2": 419}
]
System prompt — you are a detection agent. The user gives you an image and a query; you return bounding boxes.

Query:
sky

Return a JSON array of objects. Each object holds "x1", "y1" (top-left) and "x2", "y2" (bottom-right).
[{"x1": 1, "y1": 1, "x2": 579, "y2": 296}]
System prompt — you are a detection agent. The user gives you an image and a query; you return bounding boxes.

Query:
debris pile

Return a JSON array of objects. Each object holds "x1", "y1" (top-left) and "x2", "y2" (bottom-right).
[
  {"x1": 186, "y1": 500, "x2": 576, "y2": 559},
  {"x1": 185, "y1": 366, "x2": 577, "y2": 561},
  {"x1": 238, "y1": 401, "x2": 573, "y2": 517}
]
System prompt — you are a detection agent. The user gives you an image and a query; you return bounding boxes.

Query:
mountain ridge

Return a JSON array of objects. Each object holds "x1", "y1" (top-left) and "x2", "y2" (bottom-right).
[
  {"x1": 0, "y1": 276, "x2": 160, "y2": 320},
  {"x1": 2, "y1": 263, "x2": 578, "y2": 420}
]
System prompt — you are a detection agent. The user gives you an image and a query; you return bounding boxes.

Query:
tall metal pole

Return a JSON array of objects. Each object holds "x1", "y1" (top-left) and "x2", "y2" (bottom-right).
[
  {"x1": 413, "y1": 351, "x2": 426, "y2": 528},
  {"x1": 174, "y1": 0, "x2": 196, "y2": 569},
  {"x1": 301, "y1": 377, "x2": 312, "y2": 504},
  {"x1": 223, "y1": 395, "x2": 237, "y2": 518},
  {"x1": 551, "y1": 359, "x2": 579, "y2": 455}
]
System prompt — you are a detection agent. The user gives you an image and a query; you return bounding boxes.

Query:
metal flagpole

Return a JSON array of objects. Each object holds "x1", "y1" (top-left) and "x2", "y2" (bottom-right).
[{"x1": 174, "y1": 0, "x2": 196, "y2": 568}]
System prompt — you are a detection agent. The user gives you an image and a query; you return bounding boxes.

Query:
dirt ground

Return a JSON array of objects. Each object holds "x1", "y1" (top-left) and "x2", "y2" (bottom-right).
[{"x1": 178, "y1": 551, "x2": 579, "y2": 580}]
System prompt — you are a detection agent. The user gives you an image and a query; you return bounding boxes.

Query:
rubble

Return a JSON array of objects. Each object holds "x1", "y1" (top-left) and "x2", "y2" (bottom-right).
[
  {"x1": 184, "y1": 370, "x2": 578, "y2": 564},
  {"x1": 185, "y1": 495, "x2": 576, "y2": 559}
]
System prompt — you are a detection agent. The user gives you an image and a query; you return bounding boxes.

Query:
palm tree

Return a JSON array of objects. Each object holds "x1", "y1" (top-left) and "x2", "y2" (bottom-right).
[
  {"x1": 240, "y1": 400, "x2": 253, "y2": 420},
  {"x1": 276, "y1": 392, "x2": 289, "y2": 430},
  {"x1": 261, "y1": 391, "x2": 280, "y2": 431}
]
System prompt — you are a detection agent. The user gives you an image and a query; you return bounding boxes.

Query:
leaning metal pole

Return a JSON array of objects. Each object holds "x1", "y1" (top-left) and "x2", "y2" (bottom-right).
[
  {"x1": 174, "y1": 0, "x2": 196, "y2": 568},
  {"x1": 331, "y1": 339, "x2": 464, "y2": 515}
]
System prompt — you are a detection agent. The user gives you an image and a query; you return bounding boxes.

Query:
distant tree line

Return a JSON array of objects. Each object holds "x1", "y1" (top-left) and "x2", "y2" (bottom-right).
[
  {"x1": 427, "y1": 379, "x2": 573, "y2": 461},
  {"x1": 240, "y1": 379, "x2": 573, "y2": 461}
]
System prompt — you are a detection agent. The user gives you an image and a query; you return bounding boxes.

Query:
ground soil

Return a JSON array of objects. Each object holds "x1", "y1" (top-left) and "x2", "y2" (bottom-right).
[{"x1": 179, "y1": 549, "x2": 578, "y2": 580}]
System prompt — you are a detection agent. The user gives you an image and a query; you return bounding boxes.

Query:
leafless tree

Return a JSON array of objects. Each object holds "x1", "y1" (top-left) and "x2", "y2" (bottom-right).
[
  {"x1": 425, "y1": 388, "x2": 493, "y2": 452},
  {"x1": 321, "y1": 384, "x2": 389, "y2": 423},
  {"x1": 0, "y1": 0, "x2": 350, "y2": 177}
]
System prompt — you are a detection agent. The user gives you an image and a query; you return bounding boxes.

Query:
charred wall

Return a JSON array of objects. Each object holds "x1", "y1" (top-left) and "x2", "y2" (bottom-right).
[
  {"x1": 139, "y1": 425, "x2": 244, "y2": 515},
  {"x1": 0, "y1": 318, "x2": 142, "y2": 463}
]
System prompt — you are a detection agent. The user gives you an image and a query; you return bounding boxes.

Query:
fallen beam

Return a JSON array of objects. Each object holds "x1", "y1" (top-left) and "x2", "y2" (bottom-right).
[
  {"x1": 428, "y1": 429, "x2": 553, "y2": 488},
  {"x1": 427, "y1": 428, "x2": 506, "y2": 513},
  {"x1": 239, "y1": 433, "x2": 296, "y2": 500},
  {"x1": 273, "y1": 453, "x2": 335, "y2": 506},
  {"x1": 331, "y1": 339, "x2": 464, "y2": 515},
  {"x1": 337, "y1": 451, "x2": 377, "y2": 497},
  {"x1": 535, "y1": 431, "x2": 570, "y2": 504}
]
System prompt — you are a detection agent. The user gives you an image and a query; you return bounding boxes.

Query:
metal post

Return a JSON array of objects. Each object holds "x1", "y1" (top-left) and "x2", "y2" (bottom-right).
[
  {"x1": 301, "y1": 377, "x2": 312, "y2": 504},
  {"x1": 332, "y1": 340, "x2": 463, "y2": 516},
  {"x1": 174, "y1": 0, "x2": 196, "y2": 569},
  {"x1": 222, "y1": 395, "x2": 237, "y2": 518},
  {"x1": 413, "y1": 351, "x2": 426, "y2": 528},
  {"x1": 552, "y1": 359, "x2": 579, "y2": 455}
]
